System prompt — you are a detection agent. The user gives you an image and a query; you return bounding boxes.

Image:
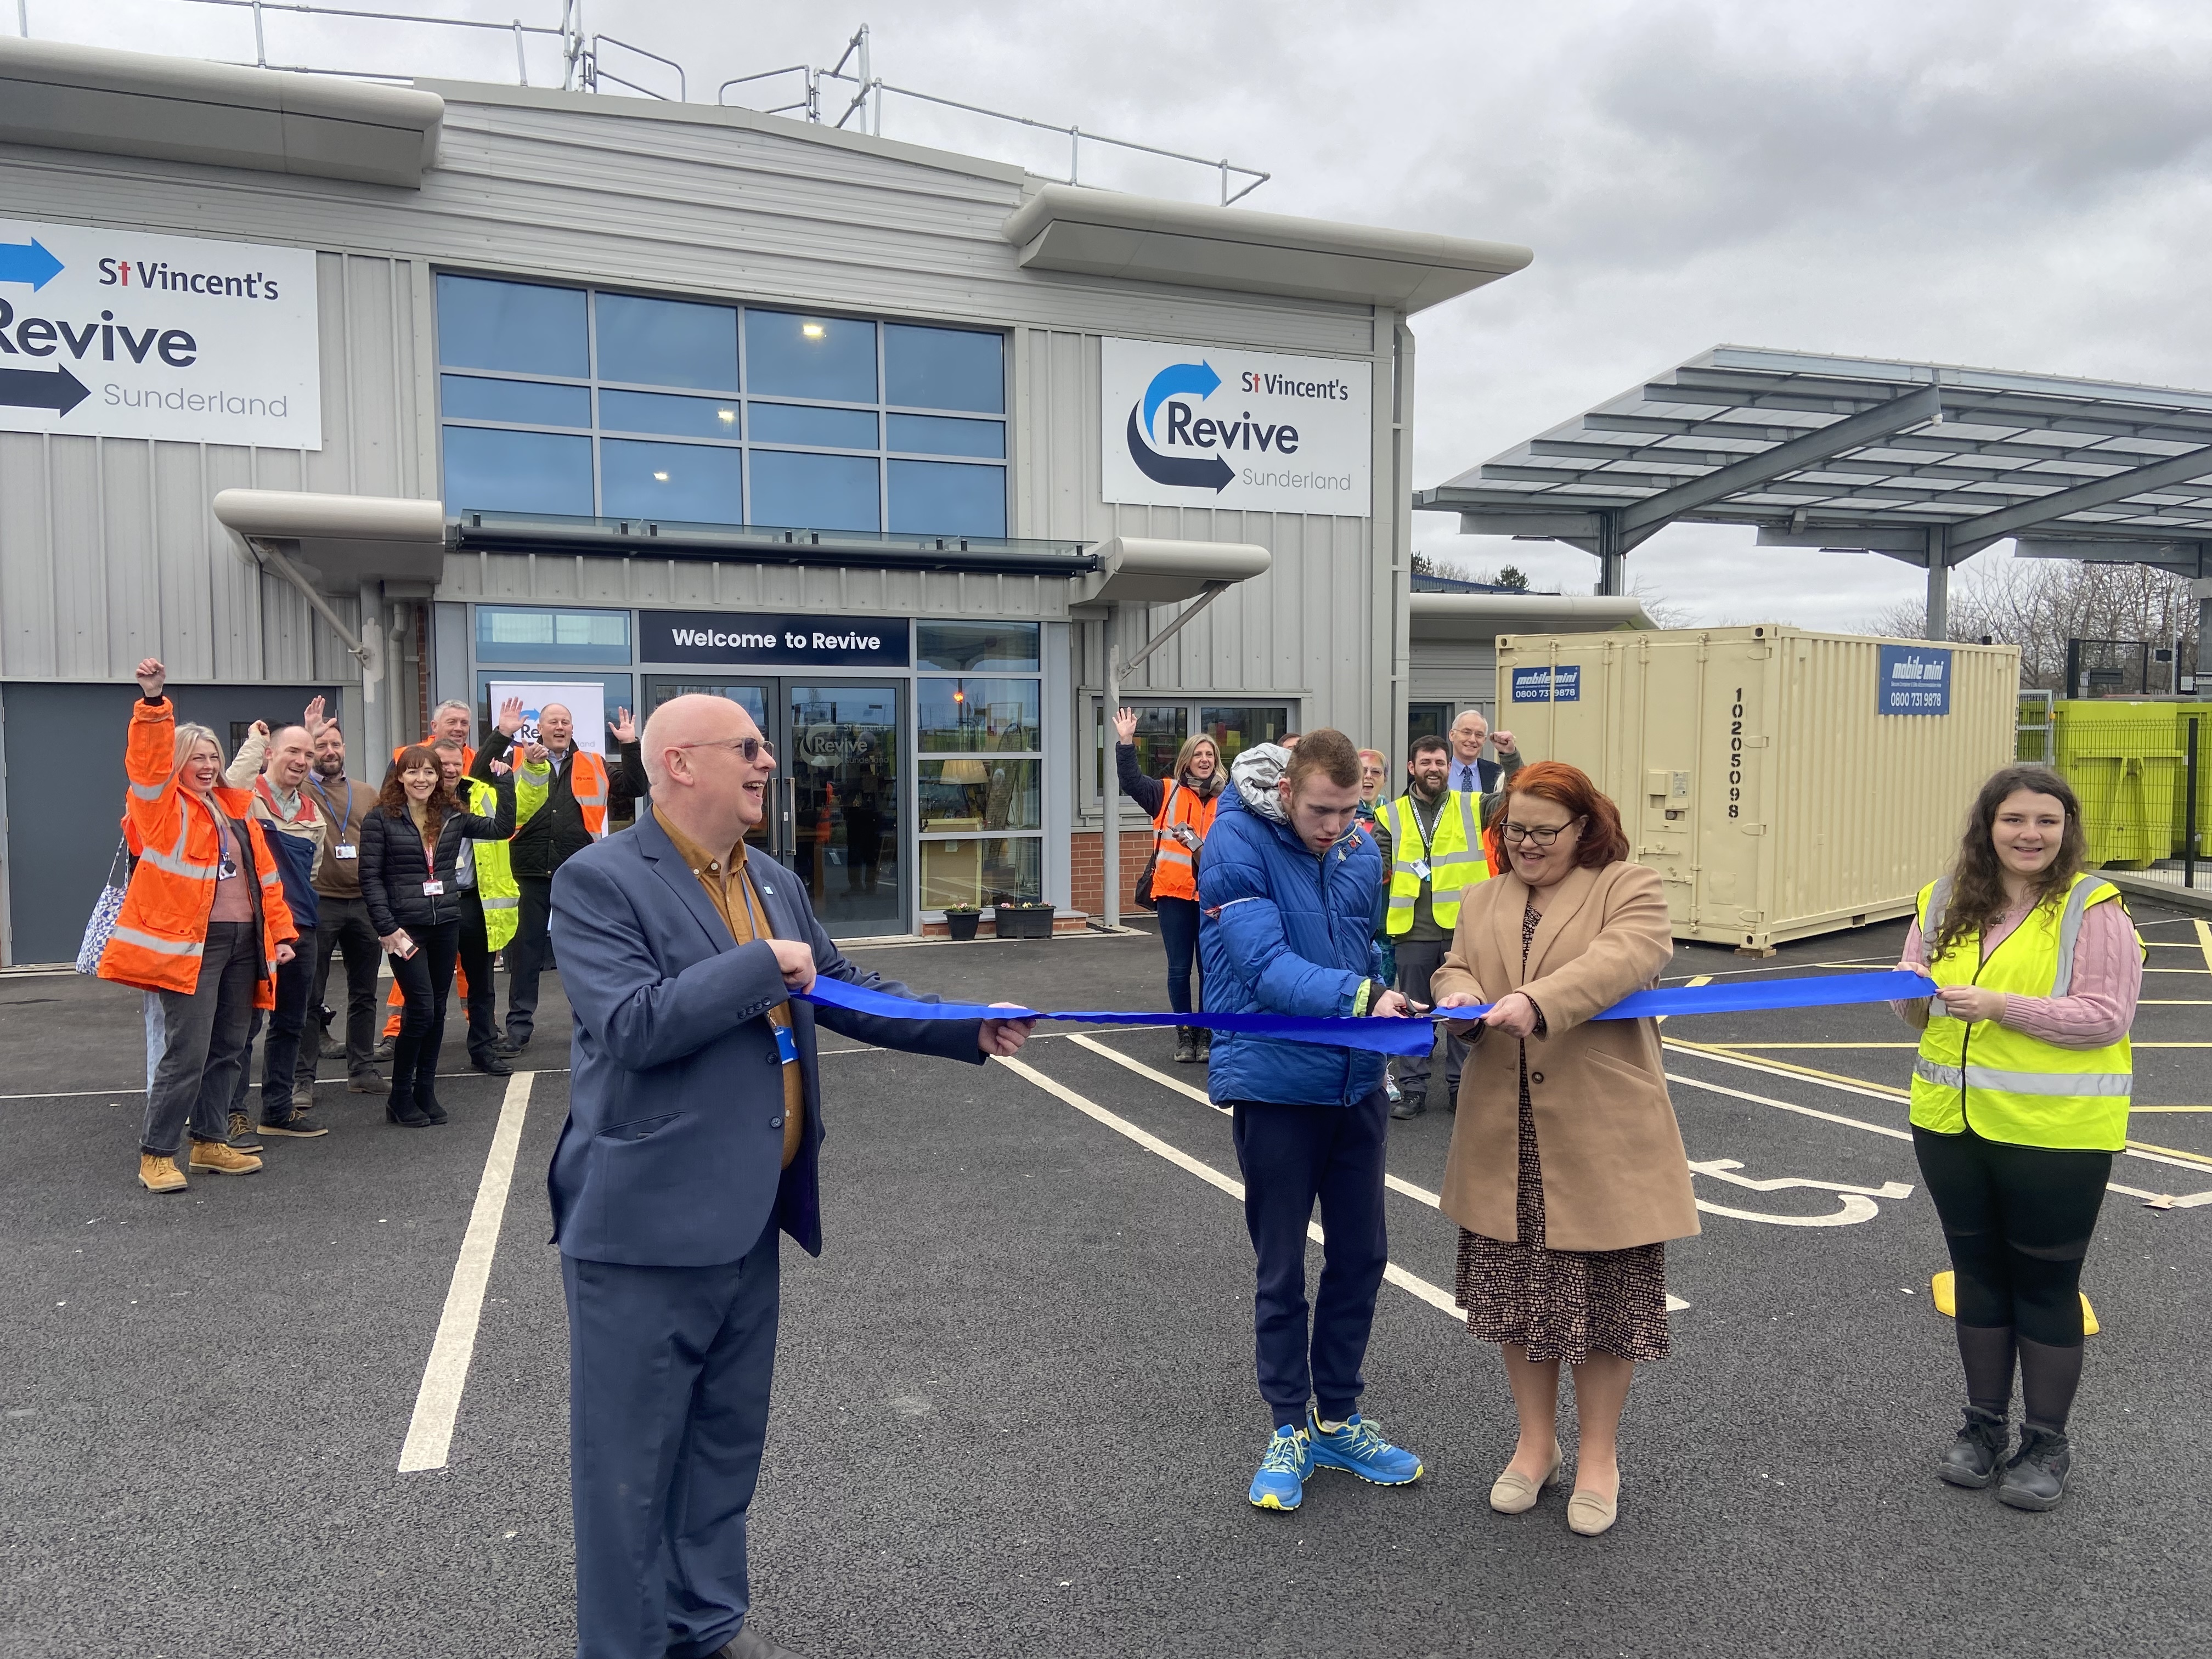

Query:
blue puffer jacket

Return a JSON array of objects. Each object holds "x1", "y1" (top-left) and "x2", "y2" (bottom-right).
[{"x1": 1198, "y1": 747, "x2": 1389, "y2": 1107}]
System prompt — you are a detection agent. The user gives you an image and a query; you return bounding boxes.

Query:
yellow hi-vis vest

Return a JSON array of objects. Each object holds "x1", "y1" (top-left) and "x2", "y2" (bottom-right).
[
  {"x1": 455, "y1": 774, "x2": 522, "y2": 952},
  {"x1": 1383, "y1": 789, "x2": 1489, "y2": 937},
  {"x1": 1909, "y1": 873, "x2": 2138, "y2": 1152}
]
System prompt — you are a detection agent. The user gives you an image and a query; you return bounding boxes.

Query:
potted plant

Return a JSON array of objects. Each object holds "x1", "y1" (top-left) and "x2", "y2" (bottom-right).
[
  {"x1": 992, "y1": 899, "x2": 1056, "y2": 940},
  {"x1": 943, "y1": 903, "x2": 981, "y2": 943}
]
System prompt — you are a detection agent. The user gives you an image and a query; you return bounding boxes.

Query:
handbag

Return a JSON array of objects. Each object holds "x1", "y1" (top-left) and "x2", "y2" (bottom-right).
[{"x1": 75, "y1": 837, "x2": 132, "y2": 974}]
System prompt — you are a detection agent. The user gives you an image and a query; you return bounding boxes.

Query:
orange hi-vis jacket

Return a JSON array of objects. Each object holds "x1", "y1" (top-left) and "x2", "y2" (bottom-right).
[
  {"x1": 99, "y1": 697, "x2": 298, "y2": 1006},
  {"x1": 396, "y1": 741, "x2": 476, "y2": 771},
  {"x1": 1148, "y1": 778, "x2": 1220, "y2": 902}
]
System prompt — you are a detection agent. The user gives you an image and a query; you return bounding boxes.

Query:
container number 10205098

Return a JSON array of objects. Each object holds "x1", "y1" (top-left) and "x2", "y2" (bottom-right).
[{"x1": 1727, "y1": 688, "x2": 1744, "y2": 820}]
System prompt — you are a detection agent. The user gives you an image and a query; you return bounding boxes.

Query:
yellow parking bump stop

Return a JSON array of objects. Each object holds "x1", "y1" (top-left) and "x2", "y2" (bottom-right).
[{"x1": 1932, "y1": 1270, "x2": 2098, "y2": 1335}]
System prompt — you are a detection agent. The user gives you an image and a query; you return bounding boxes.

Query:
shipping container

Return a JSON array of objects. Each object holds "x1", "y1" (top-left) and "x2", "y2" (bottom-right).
[{"x1": 1495, "y1": 627, "x2": 2019, "y2": 952}]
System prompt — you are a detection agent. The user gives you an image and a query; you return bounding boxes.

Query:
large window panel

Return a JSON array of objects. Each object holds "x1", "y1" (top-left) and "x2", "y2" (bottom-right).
[
  {"x1": 443, "y1": 425, "x2": 593, "y2": 516},
  {"x1": 888, "y1": 459, "x2": 1007, "y2": 538},
  {"x1": 1093, "y1": 701, "x2": 1188, "y2": 795},
  {"x1": 916, "y1": 622, "x2": 1040, "y2": 673},
  {"x1": 475, "y1": 606, "x2": 632, "y2": 665},
  {"x1": 745, "y1": 311, "x2": 877, "y2": 403},
  {"x1": 1201, "y1": 705, "x2": 1293, "y2": 764},
  {"x1": 599, "y1": 389, "x2": 742, "y2": 439},
  {"x1": 920, "y1": 836, "x2": 1042, "y2": 908},
  {"x1": 442, "y1": 375, "x2": 591, "y2": 428},
  {"x1": 888, "y1": 413, "x2": 1005, "y2": 458},
  {"x1": 748, "y1": 449, "x2": 879, "y2": 532},
  {"x1": 601, "y1": 438, "x2": 746, "y2": 523},
  {"x1": 920, "y1": 758, "x2": 1040, "y2": 831},
  {"x1": 596, "y1": 293, "x2": 739, "y2": 392},
  {"x1": 884, "y1": 323, "x2": 1005, "y2": 413},
  {"x1": 749, "y1": 403, "x2": 878, "y2": 450},
  {"x1": 437, "y1": 276, "x2": 587, "y2": 379},
  {"x1": 920, "y1": 678, "x2": 1039, "y2": 752}
]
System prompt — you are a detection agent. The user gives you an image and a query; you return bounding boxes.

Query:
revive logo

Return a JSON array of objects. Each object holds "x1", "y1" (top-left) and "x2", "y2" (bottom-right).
[{"x1": 1122, "y1": 359, "x2": 1304, "y2": 494}]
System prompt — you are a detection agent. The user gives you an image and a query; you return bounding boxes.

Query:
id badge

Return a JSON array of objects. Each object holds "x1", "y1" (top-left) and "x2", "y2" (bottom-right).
[
  {"x1": 218, "y1": 856, "x2": 240, "y2": 879},
  {"x1": 774, "y1": 1023, "x2": 799, "y2": 1064},
  {"x1": 421, "y1": 879, "x2": 445, "y2": 896},
  {"x1": 1410, "y1": 858, "x2": 1431, "y2": 882},
  {"x1": 334, "y1": 844, "x2": 358, "y2": 860}
]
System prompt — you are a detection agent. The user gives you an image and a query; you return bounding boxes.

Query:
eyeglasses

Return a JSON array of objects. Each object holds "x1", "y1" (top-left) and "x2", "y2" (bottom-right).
[
  {"x1": 1500, "y1": 818, "x2": 1583, "y2": 847},
  {"x1": 675, "y1": 736, "x2": 775, "y2": 763}
]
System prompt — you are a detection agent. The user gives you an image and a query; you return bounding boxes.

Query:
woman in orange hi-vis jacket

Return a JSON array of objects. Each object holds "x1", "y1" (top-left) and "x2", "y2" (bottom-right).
[
  {"x1": 100, "y1": 659, "x2": 298, "y2": 1194},
  {"x1": 1113, "y1": 706, "x2": 1226, "y2": 1065}
]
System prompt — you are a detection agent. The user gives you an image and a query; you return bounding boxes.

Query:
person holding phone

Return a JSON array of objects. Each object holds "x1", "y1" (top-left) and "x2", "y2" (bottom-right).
[
  {"x1": 1111, "y1": 707, "x2": 1224, "y2": 1064},
  {"x1": 1893, "y1": 765, "x2": 2143, "y2": 1511},
  {"x1": 360, "y1": 746, "x2": 515, "y2": 1127}
]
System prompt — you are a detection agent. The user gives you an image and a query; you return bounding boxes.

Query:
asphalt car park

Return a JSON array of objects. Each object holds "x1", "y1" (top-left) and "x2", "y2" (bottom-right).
[{"x1": 2, "y1": 902, "x2": 2207, "y2": 1658}]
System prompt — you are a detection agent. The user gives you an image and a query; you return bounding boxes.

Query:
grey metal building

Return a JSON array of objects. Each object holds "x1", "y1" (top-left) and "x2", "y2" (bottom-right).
[{"x1": 0, "y1": 37, "x2": 1530, "y2": 962}]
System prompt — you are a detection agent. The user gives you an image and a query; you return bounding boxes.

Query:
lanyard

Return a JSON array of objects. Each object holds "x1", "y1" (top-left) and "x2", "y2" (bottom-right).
[
  {"x1": 1402, "y1": 791, "x2": 1444, "y2": 859},
  {"x1": 309, "y1": 776, "x2": 354, "y2": 844}
]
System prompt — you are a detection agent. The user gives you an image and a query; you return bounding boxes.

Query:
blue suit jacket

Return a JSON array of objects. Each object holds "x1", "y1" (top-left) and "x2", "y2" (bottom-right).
[{"x1": 547, "y1": 811, "x2": 985, "y2": 1267}]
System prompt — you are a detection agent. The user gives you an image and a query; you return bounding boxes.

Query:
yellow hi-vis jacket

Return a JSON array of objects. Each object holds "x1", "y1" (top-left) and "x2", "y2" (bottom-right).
[
  {"x1": 1909, "y1": 873, "x2": 2139, "y2": 1152},
  {"x1": 455, "y1": 772, "x2": 523, "y2": 952},
  {"x1": 1382, "y1": 788, "x2": 1489, "y2": 937}
]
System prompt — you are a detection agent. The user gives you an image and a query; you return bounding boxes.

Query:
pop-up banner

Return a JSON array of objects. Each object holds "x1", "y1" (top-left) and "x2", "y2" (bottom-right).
[{"x1": 489, "y1": 682, "x2": 607, "y2": 757}]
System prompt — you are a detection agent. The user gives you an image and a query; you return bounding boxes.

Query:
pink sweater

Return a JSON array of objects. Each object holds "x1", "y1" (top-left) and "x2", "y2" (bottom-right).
[{"x1": 1892, "y1": 897, "x2": 2141, "y2": 1048}]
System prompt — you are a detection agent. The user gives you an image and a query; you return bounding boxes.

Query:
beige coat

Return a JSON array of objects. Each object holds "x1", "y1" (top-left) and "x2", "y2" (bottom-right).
[{"x1": 1431, "y1": 860, "x2": 1700, "y2": 1254}]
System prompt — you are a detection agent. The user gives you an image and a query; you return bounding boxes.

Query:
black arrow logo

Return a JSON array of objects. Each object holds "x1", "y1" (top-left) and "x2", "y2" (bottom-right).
[
  {"x1": 1125, "y1": 405, "x2": 1235, "y2": 493},
  {"x1": 0, "y1": 364, "x2": 91, "y2": 417}
]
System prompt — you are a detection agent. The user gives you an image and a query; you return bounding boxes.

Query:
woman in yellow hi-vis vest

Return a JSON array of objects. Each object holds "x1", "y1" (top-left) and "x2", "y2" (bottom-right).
[{"x1": 1895, "y1": 765, "x2": 2142, "y2": 1513}]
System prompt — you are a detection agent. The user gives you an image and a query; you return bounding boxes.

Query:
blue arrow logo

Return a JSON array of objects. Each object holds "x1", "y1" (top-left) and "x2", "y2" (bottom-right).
[
  {"x1": 1141, "y1": 360, "x2": 1221, "y2": 439},
  {"x1": 0, "y1": 239, "x2": 65, "y2": 291}
]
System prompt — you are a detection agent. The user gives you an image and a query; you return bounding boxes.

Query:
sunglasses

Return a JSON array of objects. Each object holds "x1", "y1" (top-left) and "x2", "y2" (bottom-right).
[{"x1": 675, "y1": 736, "x2": 775, "y2": 764}]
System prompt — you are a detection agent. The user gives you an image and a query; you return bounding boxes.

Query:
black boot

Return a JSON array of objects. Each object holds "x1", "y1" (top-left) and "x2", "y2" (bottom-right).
[
  {"x1": 1939, "y1": 1405, "x2": 2010, "y2": 1488},
  {"x1": 386, "y1": 1082, "x2": 429, "y2": 1128},
  {"x1": 1997, "y1": 1426, "x2": 2072, "y2": 1511},
  {"x1": 417, "y1": 1088, "x2": 448, "y2": 1125},
  {"x1": 1173, "y1": 1027, "x2": 1198, "y2": 1064},
  {"x1": 1195, "y1": 1028, "x2": 1211, "y2": 1062}
]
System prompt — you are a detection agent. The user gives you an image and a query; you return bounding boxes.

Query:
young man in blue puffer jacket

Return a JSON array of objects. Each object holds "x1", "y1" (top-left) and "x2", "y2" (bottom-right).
[{"x1": 1199, "y1": 728, "x2": 1427, "y2": 1512}]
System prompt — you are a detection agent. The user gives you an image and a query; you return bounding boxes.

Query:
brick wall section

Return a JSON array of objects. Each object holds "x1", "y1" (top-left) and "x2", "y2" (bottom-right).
[{"x1": 1069, "y1": 828, "x2": 1158, "y2": 917}]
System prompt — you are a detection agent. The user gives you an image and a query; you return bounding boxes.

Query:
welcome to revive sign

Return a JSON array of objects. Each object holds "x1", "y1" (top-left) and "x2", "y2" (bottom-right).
[
  {"x1": 0, "y1": 219, "x2": 320, "y2": 448},
  {"x1": 1101, "y1": 336, "x2": 1372, "y2": 515}
]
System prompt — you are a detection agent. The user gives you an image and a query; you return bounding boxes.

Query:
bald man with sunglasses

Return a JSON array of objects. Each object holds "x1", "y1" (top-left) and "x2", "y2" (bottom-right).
[{"x1": 548, "y1": 692, "x2": 1033, "y2": 1659}]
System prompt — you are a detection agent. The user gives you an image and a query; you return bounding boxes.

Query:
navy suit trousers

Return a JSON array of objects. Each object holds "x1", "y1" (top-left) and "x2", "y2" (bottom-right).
[
  {"x1": 1231, "y1": 1088, "x2": 1391, "y2": 1427},
  {"x1": 563, "y1": 1223, "x2": 780, "y2": 1659}
]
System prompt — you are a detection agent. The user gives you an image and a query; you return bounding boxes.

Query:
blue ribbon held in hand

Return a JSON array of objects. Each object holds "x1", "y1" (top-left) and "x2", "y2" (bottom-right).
[{"x1": 799, "y1": 970, "x2": 1932, "y2": 1058}]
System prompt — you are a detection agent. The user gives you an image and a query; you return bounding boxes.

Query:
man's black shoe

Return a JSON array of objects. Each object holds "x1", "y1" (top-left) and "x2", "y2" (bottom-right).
[
  {"x1": 320, "y1": 1036, "x2": 347, "y2": 1059},
  {"x1": 1939, "y1": 1405, "x2": 2009, "y2": 1488},
  {"x1": 371, "y1": 1039, "x2": 396, "y2": 1064},
  {"x1": 1997, "y1": 1425, "x2": 2071, "y2": 1511},
  {"x1": 711, "y1": 1626, "x2": 805, "y2": 1659},
  {"x1": 348, "y1": 1070, "x2": 391, "y2": 1096},
  {"x1": 490, "y1": 1035, "x2": 523, "y2": 1057},
  {"x1": 1390, "y1": 1096, "x2": 1426, "y2": 1120},
  {"x1": 471, "y1": 1053, "x2": 515, "y2": 1077}
]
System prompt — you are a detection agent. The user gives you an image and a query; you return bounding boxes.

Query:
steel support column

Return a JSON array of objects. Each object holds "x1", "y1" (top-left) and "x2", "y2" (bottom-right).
[
  {"x1": 1597, "y1": 512, "x2": 1626, "y2": 597},
  {"x1": 1925, "y1": 526, "x2": 1950, "y2": 642},
  {"x1": 2196, "y1": 579, "x2": 2212, "y2": 701}
]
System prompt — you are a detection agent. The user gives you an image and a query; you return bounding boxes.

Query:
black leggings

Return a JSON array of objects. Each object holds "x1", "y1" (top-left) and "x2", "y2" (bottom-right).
[
  {"x1": 1914, "y1": 1124, "x2": 2111, "y2": 1429},
  {"x1": 388, "y1": 921, "x2": 461, "y2": 1105}
]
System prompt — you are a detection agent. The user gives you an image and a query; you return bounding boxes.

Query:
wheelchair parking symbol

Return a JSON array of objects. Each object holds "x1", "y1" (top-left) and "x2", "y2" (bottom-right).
[{"x1": 1688, "y1": 1158, "x2": 1915, "y2": 1227}]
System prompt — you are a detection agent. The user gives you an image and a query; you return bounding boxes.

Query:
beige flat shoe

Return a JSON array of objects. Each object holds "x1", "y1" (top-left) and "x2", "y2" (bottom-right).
[
  {"x1": 1566, "y1": 1487, "x2": 1618, "y2": 1536},
  {"x1": 1488, "y1": 1440, "x2": 1565, "y2": 1514}
]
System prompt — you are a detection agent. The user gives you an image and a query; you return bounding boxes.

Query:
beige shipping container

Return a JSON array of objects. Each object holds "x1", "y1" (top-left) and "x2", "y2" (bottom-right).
[{"x1": 1494, "y1": 627, "x2": 2019, "y2": 952}]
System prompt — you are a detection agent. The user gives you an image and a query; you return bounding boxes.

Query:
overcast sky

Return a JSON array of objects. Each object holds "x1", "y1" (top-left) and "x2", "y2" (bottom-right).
[{"x1": 55, "y1": 0, "x2": 2212, "y2": 627}]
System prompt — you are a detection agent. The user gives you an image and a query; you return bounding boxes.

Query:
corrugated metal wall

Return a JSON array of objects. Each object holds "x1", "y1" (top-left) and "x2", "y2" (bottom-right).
[{"x1": 0, "y1": 84, "x2": 1393, "y2": 726}]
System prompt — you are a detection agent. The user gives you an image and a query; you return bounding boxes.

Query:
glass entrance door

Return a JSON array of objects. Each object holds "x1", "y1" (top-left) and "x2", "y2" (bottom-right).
[{"x1": 643, "y1": 675, "x2": 906, "y2": 938}]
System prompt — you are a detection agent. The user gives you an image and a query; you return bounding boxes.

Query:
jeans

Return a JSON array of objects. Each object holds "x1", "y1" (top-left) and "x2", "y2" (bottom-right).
[
  {"x1": 1156, "y1": 895, "x2": 1203, "y2": 1016},
  {"x1": 456, "y1": 886, "x2": 500, "y2": 1063},
  {"x1": 505, "y1": 874, "x2": 554, "y2": 1043},
  {"x1": 1231, "y1": 1088, "x2": 1391, "y2": 1426},
  {"x1": 388, "y1": 920, "x2": 461, "y2": 1108},
  {"x1": 142, "y1": 921, "x2": 261, "y2": 1158},
  {"x1": 1392, "y1": 937, "x2": 1468, "y2": 1103},
  {"x1": 303, "y1": 894, "x2": 383, "y2": 1084}
]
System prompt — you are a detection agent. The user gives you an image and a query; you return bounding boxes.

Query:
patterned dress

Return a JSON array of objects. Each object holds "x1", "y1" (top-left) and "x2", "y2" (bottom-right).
[{"x1": 1454, "y1": 902, "x2": 1672, "y2": 1364}]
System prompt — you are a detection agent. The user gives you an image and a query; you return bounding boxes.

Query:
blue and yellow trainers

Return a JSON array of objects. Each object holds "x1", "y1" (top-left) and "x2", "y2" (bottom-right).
[
  {"x1": 1309, "y1": 1410, "x2": 1425, "y2": 1486},
  {"x1": 1248, "y1": 1423, "x2": 1314, "y2": 1511}
]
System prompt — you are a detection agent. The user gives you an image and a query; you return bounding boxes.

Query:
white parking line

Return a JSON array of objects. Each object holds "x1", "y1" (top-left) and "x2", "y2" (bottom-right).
[{"x1": 397, "y1": 1070, "x2": 534, "y2": 1474}]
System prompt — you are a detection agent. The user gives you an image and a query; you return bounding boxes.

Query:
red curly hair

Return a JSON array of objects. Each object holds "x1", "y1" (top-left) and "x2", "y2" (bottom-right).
[{"x1": 1489, "y1": 760, "x2": 1630, "y2": 870}]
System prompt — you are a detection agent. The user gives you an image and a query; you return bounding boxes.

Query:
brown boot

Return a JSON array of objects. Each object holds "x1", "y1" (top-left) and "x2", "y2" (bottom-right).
[
  {"x1": 138, "y1": 1153, "x2": 188, "y2": 1193},
  {"x1": 188, "y1": 1139, "x2": 263, "y2": 1176}
]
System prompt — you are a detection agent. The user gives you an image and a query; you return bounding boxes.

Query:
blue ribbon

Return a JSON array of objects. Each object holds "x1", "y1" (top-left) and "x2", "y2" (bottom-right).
[{"x1": 799, "y1": 970, "x2": 1928, "y2": 1059}]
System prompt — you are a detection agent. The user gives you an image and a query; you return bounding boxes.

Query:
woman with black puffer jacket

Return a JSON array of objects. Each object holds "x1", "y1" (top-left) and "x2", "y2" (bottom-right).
[{"x1": 361, "y1": 745, "x2": 515, "y2": 1128}]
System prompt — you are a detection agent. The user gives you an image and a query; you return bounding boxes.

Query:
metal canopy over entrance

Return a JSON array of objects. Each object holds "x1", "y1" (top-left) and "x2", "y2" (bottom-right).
[{"x1": 1417, "y1": 346, "x2": 2212, "y2": 646}]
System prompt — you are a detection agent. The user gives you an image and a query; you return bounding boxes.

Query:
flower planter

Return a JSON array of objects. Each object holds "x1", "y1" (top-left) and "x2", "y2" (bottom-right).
[
  {"x1": 992, "y1": 903, "x2": 1056, "y2": 940},
  {"x1": 945, "y1": 911, "x2": 981, "y2": 942}
]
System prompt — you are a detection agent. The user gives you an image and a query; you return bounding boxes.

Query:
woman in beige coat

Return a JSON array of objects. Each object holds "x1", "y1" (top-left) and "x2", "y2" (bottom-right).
[{"x1": 1429, "y1": 760, "x2": 1697, "y2": 1537}]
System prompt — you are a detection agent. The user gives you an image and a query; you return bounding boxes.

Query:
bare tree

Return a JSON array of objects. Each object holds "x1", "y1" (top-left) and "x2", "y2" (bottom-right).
[{"x1": 1872, "y1": 556, "x2": 2198, "y2": 691}]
